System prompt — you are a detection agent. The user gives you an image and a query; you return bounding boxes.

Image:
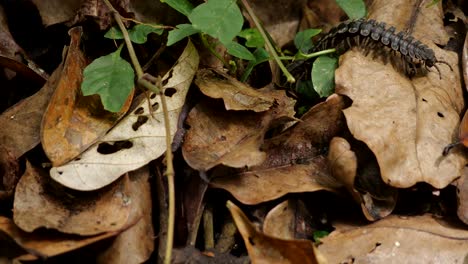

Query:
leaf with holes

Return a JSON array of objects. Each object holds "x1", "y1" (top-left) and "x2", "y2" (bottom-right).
[{"x1": 50, "y1": 41, "x2": 199, "y2": 191}]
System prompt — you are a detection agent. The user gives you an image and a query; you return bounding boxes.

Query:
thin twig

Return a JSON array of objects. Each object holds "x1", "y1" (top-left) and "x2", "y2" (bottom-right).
[
  {"x1": 101, "y1": 1, "x2": 176, "y2": 263},
  {"x1": 239, "y1": 0, "x2": 295, "y2": 83}
]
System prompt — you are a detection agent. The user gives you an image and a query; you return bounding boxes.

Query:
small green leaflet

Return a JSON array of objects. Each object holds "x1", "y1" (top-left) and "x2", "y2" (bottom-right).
[
  {"x1": 294, "y1": 29, "x2": 321, "y2": 53},
  {"x1": 312, "y1": 55, "x2": 338, "y2": 98},
  {"x1": 160, "y1": 0, "x2": 194, "y2": 16},
  {"x1": 105, "y1": 24, "x2": 164, "y2": 44},
  {"x1": 240, "y1": 48, "x2": 269, "y2": 82},
  {"x1": 335, "y1": 0, "x2": 367, "y2": 19},
  {"x1": 238, "y1": 28, "x2": 264, "y2": 48},
  {"x1": 313, "y1": 230, "x2": 329, "y2": 243},
  {"x1": 188, "y1": 0, "x2": 243, "y2": 45},
  {"x1": 81, "y1": 46, "x2": 134, "y2": 112},
  {"x1": 225, "y1": 41, "x2": 255, "y2": 60},
  {"x1": 167, "y1": 24, "x2": 200, "y2": 46}
]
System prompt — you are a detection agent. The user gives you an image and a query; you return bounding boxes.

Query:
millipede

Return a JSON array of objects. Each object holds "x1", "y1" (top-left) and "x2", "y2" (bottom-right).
[{"x1": 292, "y1": 18, "x2": 452, "y2": 79}]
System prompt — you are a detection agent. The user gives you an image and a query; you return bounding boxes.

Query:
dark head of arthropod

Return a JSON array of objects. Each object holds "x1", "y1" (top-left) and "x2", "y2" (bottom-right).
[{"x1": 421, "y1": 48, "x2": 452, "y2": 79}]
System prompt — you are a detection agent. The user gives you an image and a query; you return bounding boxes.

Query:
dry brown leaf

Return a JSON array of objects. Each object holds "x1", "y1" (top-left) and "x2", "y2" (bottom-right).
[
  {"x1": 0, "y1": 65, "x2": 55, "y2": 158},
  {"x1": 457, "y1": 167, "x2": 468, "y2": 225},
  {"x1": 50, "y1": 40, "x2": 199, "y2": 191},
  {"x1": 328, "y1": 137, "x2": 397, "y2": 221},
  {"x1": 13, "y1": 161, "x2": 132, "y2": 236},
  {"x1": 318, "y1": 214, "x2": 468, "y2": 263},
  {"x1": 0, "y1": 146, "x2": 20, "y2": 200},
  {"x1": 263, "y1": 200, "x2": 295, "y2": 240},
  {"x1": 195, "y1": 69, "x2": 275, "y2": 112},
  {"x1": 335, "y1": 0, "x2": 465, "y2": 188},
  {"x1": 210, "y1": 95, "x2": 344, "y2": 204},
  {"x1": 0, "y1": 216, "x2": 117, "y2": 261},
  {"x1": 227, "y1": 201, "x2": 327, "y2": 264},
  {"x1": 31, "y1": 0, "x2": 84, "y2": 26},
  {"x1": 183, "y1": 89, "x2": 295, "y2": 172},
  {"x1": 463, "y1": 33, "x2": 468, "y2": 90},
  {"x1": 41, "y1": 27, "x2": 133, "y2": 167},
  {"x1": 96, "y1": 167, "x2": 154, "y2": 264}
]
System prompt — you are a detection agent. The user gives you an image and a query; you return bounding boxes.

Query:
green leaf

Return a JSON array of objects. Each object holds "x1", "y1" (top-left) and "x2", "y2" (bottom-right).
[
  {"x1": 294, "y1": 29, "x2": 321, "y2": 53},
  {"x1": 312, "y1": 55, "x2": 338, "y2": 98},
  {"x1": 238, "y1": 28, "x2": 264, "y2": 48},
  {"x1": 335, "y1": 0, "x2": 367, "y2": 19},
  {"x1": 160, "y1": 0, "x2": 194, "y2": 16},
  {"x1": 240, "y1": 48, "x2": 270, "y2": 82},
  {"x1": 81, "y1": 47, "x2": 134, "y2": 112},
  {"x1": 167, "y1": 24, "x2": 200, "y2": 46},
  {"x1": 105, "y1": 24, "x2": 164, "y2": 44},
  {"x1": 313, "y1": 230, "x2": 329, "y2": 243},
  {"x1": 188, "y1": 0, "x2": 243, "y2": 45},
  {"x1": 225, "y1": 41, "x2": 255, "y2": 60},
  {"x1": 295, "y1": 80, "x2": 319, "y2": 101}
]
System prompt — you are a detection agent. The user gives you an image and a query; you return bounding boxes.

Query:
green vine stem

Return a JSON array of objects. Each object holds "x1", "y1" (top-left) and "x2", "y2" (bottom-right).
[
  {"x1": 101, "y1": 1, "x2": 175, "y2": 264},
  {"x1": 239, "y1": 0, "x2": 295, "y2": 83}
]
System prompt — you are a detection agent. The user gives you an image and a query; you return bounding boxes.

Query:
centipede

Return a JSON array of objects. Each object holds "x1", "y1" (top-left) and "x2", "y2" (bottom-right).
[{"x1": 290, "y1": 18, "x2": 452, "y2": 79}]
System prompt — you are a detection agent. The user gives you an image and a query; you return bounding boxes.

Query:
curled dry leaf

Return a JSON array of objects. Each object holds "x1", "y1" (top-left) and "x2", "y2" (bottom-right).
[
  {"x1": 0, "y1": 216, "x2": 118, "y2": 261},
  {"x1": 335, "y1": 0, "x2": 465, "y2": 188},
  {"x1": 210, "y1": 95, "x2": 344, "y2": 205},
  {"x1": 227, "y1": 201, "x2": 327, "y2": 264},
  {"x1": 318, "y1": 214, "x2": 468, "y2": 263},
  {"x1": 0, "y1": 66, "x2": 54, "y2": 159},
  {"x1": 13, "y1": 161, "x2": 132, "y2": 236},
  {"x1": 457, "y1": 167, "x2": 468, "y2": 225},
  {"x1": 328, "y1": 137, "x2": 397, "y2": 221},
  {"x1": 96, "y1": 167, "x2": 154, "y2": 264},
  {"x1": 50, "y1": 41, "x2": 199, "y2": 191},
  {"x1": 195, "y1": 69, "x2": 275, "y2": 112},
  {"x1": 183, "y1": 89, "x2": 295, "y2": 172},
  {"x1": 41, "y1": 27, "x2": 133, "y2": 167},
  {"x1": 263, "y1": 200, "x2": 295, "y2": 240}
]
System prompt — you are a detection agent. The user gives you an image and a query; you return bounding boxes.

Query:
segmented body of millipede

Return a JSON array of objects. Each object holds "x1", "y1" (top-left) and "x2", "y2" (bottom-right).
[{"x1": 290, "y1": 18, "x2": 451, "y2": 79}]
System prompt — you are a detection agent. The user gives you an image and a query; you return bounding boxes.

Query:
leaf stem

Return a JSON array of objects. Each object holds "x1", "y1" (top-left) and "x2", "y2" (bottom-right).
[
  {"x1": 239, "y1": 0, "x2": 295, "y2": 83},
  {"x1": 200, "y1": 33, "x2": 230, "y2": 68},
  {"x1": 103, "y1": 0, "x2": 143, "y2": 78},
  {"x1": 297, "y1": 48, "x2": 336, "y2": 59},
  {"x1": 101, "y1": 1, "x2": 175, "y2": 264}
]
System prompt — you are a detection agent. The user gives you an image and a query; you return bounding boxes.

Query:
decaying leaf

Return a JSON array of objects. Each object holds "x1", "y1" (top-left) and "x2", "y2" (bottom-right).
[
  {"x1": 328, "y1": 137, "x2": 398, "y2": 221},
  {"x1": 227, "y1": 201, "x2": 327, "y2": 264},
  {"x1": 31, "y1": 0, "x2": 84, "y2": 26},
  {"x1": 50, "y1": 41, "x2": 199, "y2": 191},
  {"x1": 13, "y1": 162, "x2": 132, "y2": 235},
  {"x1": 0, "y1": 216, "x2": 118, "y2": 261},
  {"x1": 210, "y1": 95, "x2": 344, "y2": 204},
  {"x1": 0, "y1": 145, "x2": 20, "y2": 200},
  {"x1": 96, "y1": 167, "x2": 154, "y2": 264},
  {"x1": 263, "y1": 200, "x2": 295, "y2": 240},
  {"x1": 195, "y1": 69, "x2": 275, "y2": 112},
  {"x1": 457, "y1": 167, "x2": 468, "y2": 225},
  {"x1": 41, "y1": 27, "x2": 133, "y2": 167},
  {"x1": 335, "y1": 0, "x2": 465, "y2": 188},
  {"x1": 318, "y1": 214, "x2": 468, "y2": 263},
  {"x1": 0, "y1": 64, "x2": 55, "y2": 158},
  {"x1": 183, "y1": 89, "x2": 295, "y2": 172}
]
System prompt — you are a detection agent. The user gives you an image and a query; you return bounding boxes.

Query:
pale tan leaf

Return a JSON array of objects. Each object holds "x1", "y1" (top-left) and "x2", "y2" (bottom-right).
[
  {"x1": 263, "y1": 200, "x2": 295, "y2": 240},
  {"x1": 50, "y1": 41, "x2": 199, "y2": 191},
  {"x1": 13, "y1": 162, "x2": 132, "y2": 235},
  {"x1": 183, "y1": 89, "x2": 295, "y2": 171},
  {"x1": 335, "y1": 0, "x2": 465, "y2": 188},
  {"x1": 96, "y1": 167, "x2": 154, "y2": 264},
  {"x1": 227, "y1": 201, "x2": 327, "y2": 264},
  {"x1": 0, "y1": 216, "x2": 117, "y2": 261},
  {"x1": 318, "y1": 215, "x2": 468, "y2": 263},
  {"x1": 195, "y1": 69, "x2": 275, "y2": 112}
]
